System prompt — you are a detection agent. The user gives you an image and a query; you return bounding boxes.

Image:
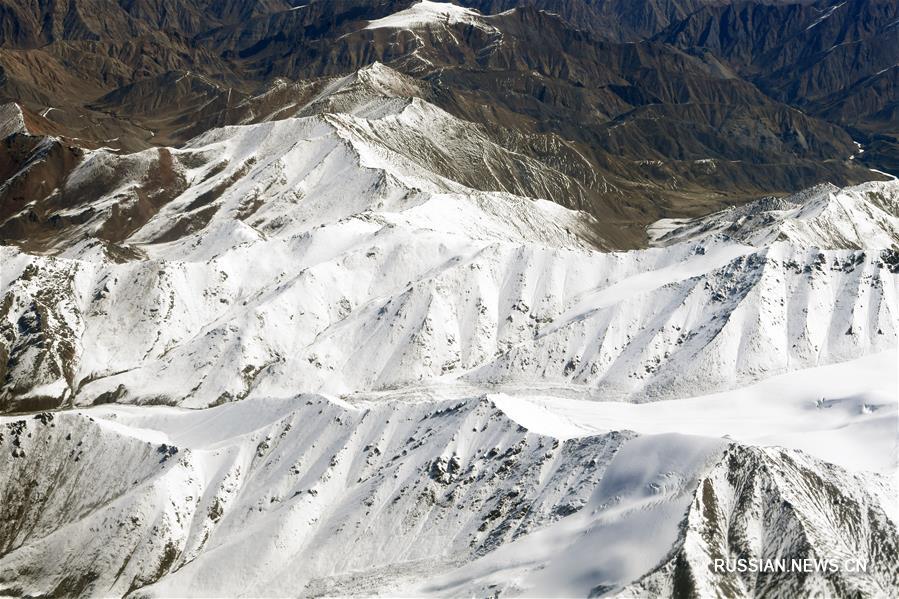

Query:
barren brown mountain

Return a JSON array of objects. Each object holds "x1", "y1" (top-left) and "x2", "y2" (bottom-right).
[{"x1": 1, "y1": 0, "x2": 896, "y2": 248}]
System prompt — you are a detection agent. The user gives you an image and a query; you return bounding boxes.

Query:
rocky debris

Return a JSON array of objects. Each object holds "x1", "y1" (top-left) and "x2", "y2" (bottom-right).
[
  {"x1": 881, "y1": 249, "x2": 899, "y2": 273},
  {"x1": 157, "y1": 444, "x2": 179, "y2": 463},
  {"x1": 5, "y1": 419, "x2": 27, "y2": 457},
  {"x1": 34, "y1": 412, "x2": 54, "y2": 425},
  {"x1": 428, "y1": 455, "x2": 462, "y2": 485}
]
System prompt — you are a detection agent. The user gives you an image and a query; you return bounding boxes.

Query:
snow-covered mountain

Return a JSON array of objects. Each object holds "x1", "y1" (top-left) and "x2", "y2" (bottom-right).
[
  {"x1": 1, "y1": 56, "x2": 898, "y2": 598},
  {"x1": 0, "y1": 396, "x2": 629, "y2": 595},
  {"x1": 2, "y1": 389, "x2": 895, "y2": 597},
  {"x1": 648, "y1": 181, "x2": 899, "y2": 250},
  {"x1": 2, "y1": 138, "x2": 896, "y2": 409}
]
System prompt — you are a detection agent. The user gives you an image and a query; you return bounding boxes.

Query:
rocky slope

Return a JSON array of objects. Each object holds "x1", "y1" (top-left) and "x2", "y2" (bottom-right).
[
  {"x1": 654, "y1": 0, "x2": 899, "y2": 174},
  {"x1": 626, "y1": 444, "x2": 899, "y2": 598}
]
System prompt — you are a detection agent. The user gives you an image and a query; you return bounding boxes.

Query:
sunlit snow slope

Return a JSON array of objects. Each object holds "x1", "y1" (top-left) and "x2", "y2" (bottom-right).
[
  {"x1": 2, "y1": 86, "x2": 896, "y2": 410},
  {"x1": 1, "y1": 58, "x2": 897, "y2": 598}
]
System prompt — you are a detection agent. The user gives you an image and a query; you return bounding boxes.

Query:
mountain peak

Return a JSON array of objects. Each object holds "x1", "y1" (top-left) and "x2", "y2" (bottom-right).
[{"x1": 364, "y1": 1, "x2": 490, "y2": 32}]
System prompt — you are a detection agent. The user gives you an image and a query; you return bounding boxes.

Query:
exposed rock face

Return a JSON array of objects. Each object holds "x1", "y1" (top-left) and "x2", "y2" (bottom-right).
[
  {"x1": 653, "y1": 0, "x2": 899, "y2": 174},
  {"x1": 627, "y1": 444, "x2": 899, "y2": 598}
]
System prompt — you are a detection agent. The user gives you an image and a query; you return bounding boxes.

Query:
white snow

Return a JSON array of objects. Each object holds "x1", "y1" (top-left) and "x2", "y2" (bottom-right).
[
  {"x1": 491, "y1": 350, "x2": 898, "y2": 472},
  {"x1": 647, "y1": 181, "x2": 899, "y2": 248},
  {"x1": 1, "y1": 62, "x2": 898, "y2": 598},
  {"x1": 412, "y1": 433, "x2": 727, "y2": 598},
  {"x1": 364, "y1": 1, "x2": 489, "y2": 32}
]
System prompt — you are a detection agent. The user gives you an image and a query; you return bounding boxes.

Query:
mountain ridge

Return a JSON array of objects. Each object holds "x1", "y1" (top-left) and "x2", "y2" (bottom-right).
[{"x1": 0, "y1": 3, "x2": 897, "y2": 598}]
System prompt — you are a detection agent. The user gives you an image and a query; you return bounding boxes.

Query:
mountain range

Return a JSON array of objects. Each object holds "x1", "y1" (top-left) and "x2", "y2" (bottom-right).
[
  {"x1": 1, "y1": 0, "x2": 896, "y2": 244},
  {"x1": 1, "y1": 1, "x2": 897, "y2": 598}
]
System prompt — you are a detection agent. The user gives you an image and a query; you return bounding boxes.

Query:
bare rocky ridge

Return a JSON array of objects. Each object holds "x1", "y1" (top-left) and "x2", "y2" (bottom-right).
[{"x1": 653, "y1": 0, "x2": 899, "y2": 176}]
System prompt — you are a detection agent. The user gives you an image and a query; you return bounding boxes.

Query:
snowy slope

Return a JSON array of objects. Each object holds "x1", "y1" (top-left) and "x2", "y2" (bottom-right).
[
  {"x1": 648, "y1": 181, "x2": 899, "y2": 249},
  {"x1": 289, "y1": 62, "x2": 427, "y2": 120},
  {"x1": 2, "y1": 396, "x2": 895, "y2": 597},
  {"x1": 364, "y1": 1, "x2": 496, "y2": 33},
  {"x1": 468, "y1": 242, "x2": 897, "y2": 400},
  {"x1": 417, "y1": 437, "x2": 897, "y2": 599},
  {"x1": 490, "y1": 350, "x2": 898, "y2": 473},
  {"x1": 5, "y1": 222, "x2": 895, "y2": 409},
  {"x1": 2, "y1": 112, "x2": 898, "y2": 409},
  {"x1": 0, "y1": 396, "x2": 631, "y2": 596},
  {"x1": 1, "y1": 56, "x2": 898, "y2": 599}
]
